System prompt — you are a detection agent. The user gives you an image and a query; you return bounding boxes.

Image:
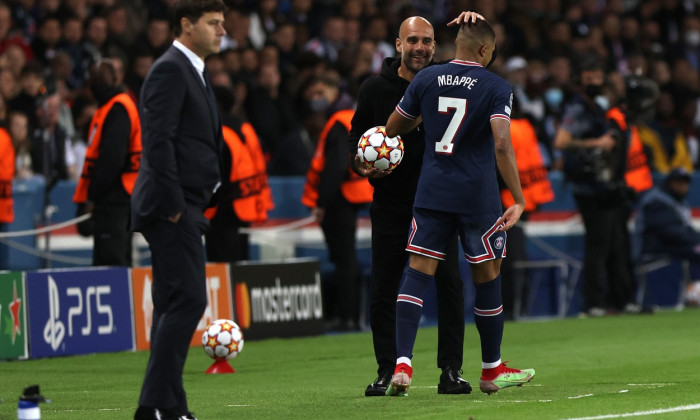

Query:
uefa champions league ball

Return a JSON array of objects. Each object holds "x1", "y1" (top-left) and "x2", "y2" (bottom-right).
[
  {"x1": 357, "y1": 126, "x2": 404, "y2": 171},
  {"x1": 202, "y1": 319, "x2": 244, "y2": 360}
]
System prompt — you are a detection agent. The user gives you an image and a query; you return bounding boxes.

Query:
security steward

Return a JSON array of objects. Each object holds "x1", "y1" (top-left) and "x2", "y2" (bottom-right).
[
  {"x1": 303, "y1": 80, "x2": 373, "y2": 331},
  {"x1": 0, "y1": 126, "x2": 14, "y2": 269},
  {"x1": 73, "y1": 59, "x2": 142, "y2": 266},
  {"x1": 205, "y1": 85, "x2": 273, "y2": 262}
]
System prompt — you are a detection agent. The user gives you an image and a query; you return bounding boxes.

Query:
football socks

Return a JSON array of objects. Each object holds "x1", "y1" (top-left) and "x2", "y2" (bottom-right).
[
  {"x1": 395, "y1": 267, "x2": 433, "y2": 360},
  {"x1": 474, "y1": 275, "x2": 504, "y2": 366}
]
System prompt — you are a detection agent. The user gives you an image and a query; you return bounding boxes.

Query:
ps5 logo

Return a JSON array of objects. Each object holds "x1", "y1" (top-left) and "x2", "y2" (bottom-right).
[
  {"x1": 43, "y1": 275, "x2": 66, "y2": 351},
  {"x1": 42, "y1": 275, "x2": 115, "y2": 352}
]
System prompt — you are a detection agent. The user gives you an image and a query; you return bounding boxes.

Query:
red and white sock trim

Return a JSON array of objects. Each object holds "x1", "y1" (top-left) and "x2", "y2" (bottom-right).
[
  {"x1": 474, "y1": 305, "x2": 503, "y2": 317},
  {"x1": 397, "y1": 294, "x2": 423, "y2": 307}
]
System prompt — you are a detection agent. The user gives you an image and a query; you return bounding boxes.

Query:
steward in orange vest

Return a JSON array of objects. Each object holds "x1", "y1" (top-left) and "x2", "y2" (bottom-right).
[
  {"x1": 302, "y1": 109, "x2": 373, "y2": 209},
  {"x1": 0, "y1": 127, "x2": 14, "y2": 225},
  {"x1": 73, "y1": 61, "x2": 142, "y2": 266},
  {"x1": 500, "y1": 118, "x2": 554, "y2": 212},
  {"x1": 0, "y1": 127, "x2": 12, "y2": 269},
  {"x1": 300, "y1": 82, "x2": 373, "y2": 330},
  {"x1": 606, "y1": 107, "x2": 653, "y2": 194},
  {"x1": 205, "y1": 86, "x2": 273, "y2": 262}
]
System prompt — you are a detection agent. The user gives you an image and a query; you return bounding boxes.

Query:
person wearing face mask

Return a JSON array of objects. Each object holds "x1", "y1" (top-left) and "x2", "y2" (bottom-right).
[
  {"x1": 73, "y1": 59, "x2": 142, "y2": 266},
  {"x1": 301, "y1": 75, "x2": 373, "y2": 332},
  {"x1": 554, "y1": 56, "x2": 639, "y2": 317}
]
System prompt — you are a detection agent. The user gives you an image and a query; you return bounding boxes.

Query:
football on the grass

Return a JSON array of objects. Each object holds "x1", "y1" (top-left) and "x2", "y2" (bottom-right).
[
  {"x1": 357, "y1": 126, "x2": 404, "y2": 171},
  {"x1": 202, "y1": 319, "x2": 244, "y2": 360}
]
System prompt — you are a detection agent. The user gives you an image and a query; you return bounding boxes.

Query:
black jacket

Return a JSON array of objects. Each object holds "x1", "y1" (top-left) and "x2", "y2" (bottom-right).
[
  {"x1": 348, "y1": 57, "x2": 424, "y2": 208},
  {"x1": 130, "y1": 45, "x2": 223, "y2": 231}
]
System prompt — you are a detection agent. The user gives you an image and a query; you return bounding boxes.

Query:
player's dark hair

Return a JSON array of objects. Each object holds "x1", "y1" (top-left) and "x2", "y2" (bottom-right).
[
  {"x1": 172, "y1": 0, "x2": 226, "y2": 37},
  {"x1": 461, "y1": 18, "x2": 496, "y2": 44}
]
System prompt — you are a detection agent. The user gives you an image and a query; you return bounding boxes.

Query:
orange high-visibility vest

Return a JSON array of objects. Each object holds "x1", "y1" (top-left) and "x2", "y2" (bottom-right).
[
  {"x1": 206, "y1": 122, "x2": 274, "y2": 222},
  {"x1": 302, "y1": 109, "x2": 373, "y2": 208},
  {"x1": 0, "y1": 128, "x2": 14, "y2": 223},
  {"x1": 500, "y1": 118, "x2": 554, "y2": 211},
  {"x1": 73, "y1": 93, "x2": 142, "y2": 203},
  {"x1": 605, "y1": 107, "x2": 653, "y2": 193}
]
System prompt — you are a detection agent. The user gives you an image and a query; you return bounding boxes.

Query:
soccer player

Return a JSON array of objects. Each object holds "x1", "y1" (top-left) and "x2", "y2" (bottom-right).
[{"x1": 384, "y1": 18, "x2": 535, "y2": 396}]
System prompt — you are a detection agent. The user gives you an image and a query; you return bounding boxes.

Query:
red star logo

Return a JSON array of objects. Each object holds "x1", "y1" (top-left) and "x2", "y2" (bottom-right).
[
  {"x1": 377, "y1": 143, "x2": 391, "y2": 158},
  {"x1": 207, "y1": 336, "x2": 219, "y2": 349},
  {"x1": 227, "y1": 341, "x2": 239, "y2": 353},
  {"x1": 8, "y1": 281, "x2": 21, "y2": 344},
  {"x1": 220, "y1": 322, "x2": 233, "y2": 332},
  {"x1": 359, "y1": 136, "x2": 369, "y2": 148}
]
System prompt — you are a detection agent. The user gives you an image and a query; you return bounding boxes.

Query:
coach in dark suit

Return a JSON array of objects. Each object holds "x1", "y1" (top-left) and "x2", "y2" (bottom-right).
[{"x1": 131, "y1": 1, "x2": 225, "y2": 419}]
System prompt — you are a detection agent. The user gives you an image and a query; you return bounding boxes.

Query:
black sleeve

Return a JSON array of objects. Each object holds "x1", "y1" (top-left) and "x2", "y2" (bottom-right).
[
  {"x1": 349, "y1": 82, "x2": 374, "y2": 157},
  {"x1": 317, "y1": 122, "x2": 350, "y2": 208},
  {"x1": 87, "y1": 103, "x2": 130, "y2": 203},
  {"x1": 642, "y1": 200, "x2": 700, "y2": 247}
]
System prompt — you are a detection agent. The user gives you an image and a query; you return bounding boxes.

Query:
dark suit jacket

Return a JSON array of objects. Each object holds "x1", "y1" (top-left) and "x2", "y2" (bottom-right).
[{"x1": 130, "y1": 45, "x2": 223, "y2": 231}]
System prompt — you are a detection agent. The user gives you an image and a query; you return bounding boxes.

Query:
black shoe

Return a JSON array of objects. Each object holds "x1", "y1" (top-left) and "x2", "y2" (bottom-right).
[
  {"x1": 134, "y1": 406, "x2": 174, "y2": 420},
  {"x1": 365, "y1": 370, "x2": 392, "y2": 396},
  {"x1": 438, "y1": 367, "x2": 472, "y2": 394}
]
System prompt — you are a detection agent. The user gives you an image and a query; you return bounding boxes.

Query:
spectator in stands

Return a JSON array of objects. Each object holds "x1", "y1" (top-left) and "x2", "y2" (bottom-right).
[
  {"x1": 638, "y1": 90, "x2": 693, "y2": 173},
  {"x1": 30, "y1": 84, "x2": 70, "y2": 190},
  {"x1": 3, "y1": 43, "x2": 26, "y2": 79},
  {"x1": 58, "y1": 14, "x2": 89, "y2": 89},
  {"x1": 83, "y1": 14, "x2": 112, "y2": 61},
  {"x1": 8, "y1": 111, "x2": 33, "y2": 179},
  {"x1": 31, "y1": 14, "x2": 61, "y2": 66},
  {"x1": 0, "y1": 65, "x2": 18, "y2": 102},
  {"x1": 220, "y1": 8, "x2": 251, "y2": 51},
  {"x1": 205, "y1": 84, "x2": 273, "y2": 263},
  {"x1": 0, "y1": 2, "x2": 31, "y2": 58},
  {"x1": 73, "y1": 59, "x2": 141, "y2": 266},
  {"x1": 244, "y1": 62, "x2": 297, "y2": 161},
  {"x1": 301, "y1": 75, "x2": 372, "y2": 331},
  {"x1": 8, "y1": 62, "x2": 45, "y2": 129},
  {"x1": 304, "y1": 15, "x2": 345, "y2": 64},
  {"x1": 635, "y1": 167, "x2": 700, "y2": 262},
  {"x1": 125, "y1": 49, "x2": 154, "y2": 103},
  {"x1": 248, "y1": 0, "x2": 281, "y2": 50}
]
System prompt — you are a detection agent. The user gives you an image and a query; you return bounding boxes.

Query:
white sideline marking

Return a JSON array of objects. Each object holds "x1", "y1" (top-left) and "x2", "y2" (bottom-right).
[
  {"x1": 568, "y1": 394, "x2": 594, "y2": 399},
  {"x1": 228, "y1": 404, "x2": 251, "y2": 407},
  {"x1": 562, "y1": 403, "x2": 700, "y2": 420},
  {"x1": 619, "y1": 390, "x2": 628, "y2": 393}
]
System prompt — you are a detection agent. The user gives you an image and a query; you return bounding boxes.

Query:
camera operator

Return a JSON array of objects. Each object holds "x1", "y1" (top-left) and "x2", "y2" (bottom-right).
[{"x1": 554, "y1": 56, "x2": 639, "y2": 317}]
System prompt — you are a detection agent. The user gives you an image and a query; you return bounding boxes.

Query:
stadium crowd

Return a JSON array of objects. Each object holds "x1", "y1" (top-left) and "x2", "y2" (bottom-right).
[{"x1": 2, "y1": 0, "x2": 699, "y2": 180}]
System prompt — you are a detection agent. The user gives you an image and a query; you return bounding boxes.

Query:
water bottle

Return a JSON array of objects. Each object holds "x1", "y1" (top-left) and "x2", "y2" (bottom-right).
[
  {"x1": 17, "y1": 400, "x2": 40, "y2": 420},
  {"x1": 17, "y1": 385, "x2": 47, "y2": 420}
]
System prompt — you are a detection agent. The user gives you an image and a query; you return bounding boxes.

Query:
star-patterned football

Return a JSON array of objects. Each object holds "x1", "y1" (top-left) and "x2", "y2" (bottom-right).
[
  {"x1": 202, "y1": 319, "x2": 244, "y2": 360},
  {"x1": 357, "y1": 126, "x2": 404, "y2": 171}
]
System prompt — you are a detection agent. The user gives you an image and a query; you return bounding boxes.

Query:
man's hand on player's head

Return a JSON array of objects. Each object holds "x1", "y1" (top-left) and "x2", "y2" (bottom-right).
[
  {"x1": 496, "y1": 203, "x2": 525, "y2": 232},
  {"x1": 354, "y1": 155, "x2": 392, "y2": 179},
  {"x1": 447, "y1": 11, "x2": 485, "y2": 27}
]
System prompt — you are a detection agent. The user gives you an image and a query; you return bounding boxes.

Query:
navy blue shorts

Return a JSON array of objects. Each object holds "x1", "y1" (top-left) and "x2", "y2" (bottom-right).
[{"x1": 406, "y1": 207, "x2": 507, "y2": 264}]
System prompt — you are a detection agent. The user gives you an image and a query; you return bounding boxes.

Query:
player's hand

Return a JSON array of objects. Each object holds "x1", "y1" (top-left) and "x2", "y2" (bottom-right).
[
  {"x1": 496, "y1": 203, "x2": 525, "y2": 232},
  {"x1": 354, "y1": 155, "x2": 391, "y2": 179},
  {"x1": 311, "y1": 207, "x2": 325, "y2": 223},
  {"x1": 168, "y1": 211, "x2": 182, "y2": 224},
  {"x1": 447, "y1": 11, "x2": 485, "y2": 27},
  {"x1": 597, "y1": 132, "x2": 616, "y2": 152}
]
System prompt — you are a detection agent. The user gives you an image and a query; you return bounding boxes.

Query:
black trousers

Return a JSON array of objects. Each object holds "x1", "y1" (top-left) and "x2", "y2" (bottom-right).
[
  {"x1": 92, "y1": 203, "x2": 132, "y2": 266},
  {"x1": 369, "y1": 201, "x2": 464, "y2": 374},
  {"x1": 574, "y1": 192, "x2": 635, "y2": 310},
  {"x1": 205, "y1": 214, "x2": 249, "y2": 263},
  {"x1": 319, "y1": 198, "x2": 361, "y2": 323},
  {"x1": 138, "y1": 208, "x2": 209, "y2": 413},
  {"x1": 499, "y1": 223, "x2": 527, "y2": 320}
]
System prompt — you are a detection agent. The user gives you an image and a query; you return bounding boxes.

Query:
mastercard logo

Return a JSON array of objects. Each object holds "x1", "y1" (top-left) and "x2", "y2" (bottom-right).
[{"x1": 235, "y1": 282, "x2": 251, "y2": 329}]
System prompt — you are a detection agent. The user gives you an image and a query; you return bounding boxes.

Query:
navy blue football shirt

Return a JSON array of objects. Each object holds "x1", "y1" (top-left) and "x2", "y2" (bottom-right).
[{"x1": 396, "y1": 59, "x2": 513, "y2": 214}]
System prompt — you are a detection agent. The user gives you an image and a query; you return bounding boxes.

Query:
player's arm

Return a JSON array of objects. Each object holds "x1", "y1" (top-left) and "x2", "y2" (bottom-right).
[
  {"x1": 492, "y1": 118, "x2": 525, "y2": 231},
  {"x1": 385, "y1": 109, "x2": 420, "y2": 138},
  {"x1": 446, "y1": 11, "x2": 485, "y2": 27}
]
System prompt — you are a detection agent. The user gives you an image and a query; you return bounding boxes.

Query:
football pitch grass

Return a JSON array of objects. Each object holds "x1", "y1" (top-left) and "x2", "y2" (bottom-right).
[{"x1": 1, "y1": 309, "x2": 699, "y2": 420}]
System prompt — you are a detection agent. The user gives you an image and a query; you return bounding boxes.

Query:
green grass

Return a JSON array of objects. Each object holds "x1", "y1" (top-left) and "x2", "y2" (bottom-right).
[{"x1": 1, "y1": 309, "x2": 699, "y2": 419}]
